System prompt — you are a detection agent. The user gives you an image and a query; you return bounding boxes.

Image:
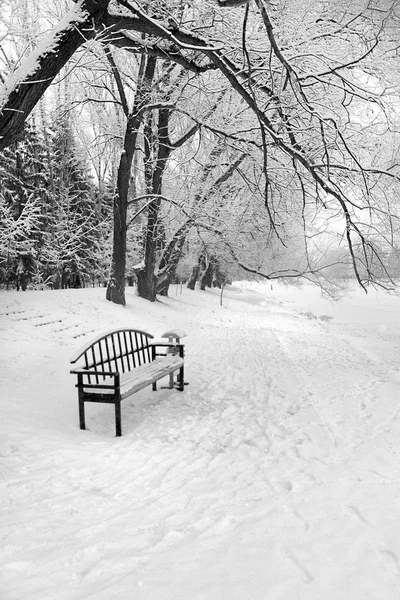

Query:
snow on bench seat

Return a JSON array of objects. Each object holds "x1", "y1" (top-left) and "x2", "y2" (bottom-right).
[{"x1": 82, "y1": 355, "x2": 184, "y2": 398}]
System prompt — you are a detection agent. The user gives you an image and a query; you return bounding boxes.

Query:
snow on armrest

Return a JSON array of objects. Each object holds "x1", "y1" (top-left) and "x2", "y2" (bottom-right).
[{"x1": 161, "y1": 329, "x2": 187, "y2": 342}]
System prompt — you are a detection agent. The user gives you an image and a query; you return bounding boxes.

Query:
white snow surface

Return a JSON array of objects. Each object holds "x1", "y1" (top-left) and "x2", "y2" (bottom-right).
[{"x1": 1, "y1": 281, "x2": 400, "y2": 599}]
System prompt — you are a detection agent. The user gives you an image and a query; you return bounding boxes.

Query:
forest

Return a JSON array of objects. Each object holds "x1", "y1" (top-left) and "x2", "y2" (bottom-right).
[{"x1": 1, "y1": 0, "x2": 400, "y2": 305}]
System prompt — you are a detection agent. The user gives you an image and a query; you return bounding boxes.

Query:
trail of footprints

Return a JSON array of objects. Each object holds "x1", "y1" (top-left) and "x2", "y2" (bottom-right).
[{"x1": 1, "y1": 307, "x2": 95, "y2": 340}]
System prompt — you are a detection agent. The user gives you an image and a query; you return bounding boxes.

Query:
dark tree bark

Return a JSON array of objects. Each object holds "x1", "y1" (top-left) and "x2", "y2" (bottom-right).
[
  {"x1": 136, "y1": 107, "x2": 172, "y2": 301},
  {"x1": 186, "y1": 265, "x2": 200, "y2": 290},
  {"x1": 106, "y1": 56, "x2": 156, "y2": 306},
  {"x1": 200, "y1": 259, "x2": 212, "y2": 290},
  {"x1": 212, "y1": 259, "x2": 225, "y2": 288},
  {"x1": 187, "y1": 250, "x2": 207, "y2": 290},
  {"x1": 156, "y1": 220, "x2": 193, "y2": 296},
  {"x1": 106, "y1": 148, "x2": 130, "y2": 305},
  {"x1": 200, "y1": 257, "x2": 215, "y2": 290},
  {"x1": 0, "y1": 1, "x2": 111, "y2": 151}
]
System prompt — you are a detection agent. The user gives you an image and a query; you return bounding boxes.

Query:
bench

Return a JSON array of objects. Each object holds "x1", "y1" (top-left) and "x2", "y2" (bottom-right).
[{"x1": 70, "y1": 328, "x2": 186, "y2": 436}]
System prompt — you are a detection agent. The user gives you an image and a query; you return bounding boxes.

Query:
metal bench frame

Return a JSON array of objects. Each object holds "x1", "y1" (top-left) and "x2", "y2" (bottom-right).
[{"x1": 70, "y1": 328, "x2": 185, "y2": 436}]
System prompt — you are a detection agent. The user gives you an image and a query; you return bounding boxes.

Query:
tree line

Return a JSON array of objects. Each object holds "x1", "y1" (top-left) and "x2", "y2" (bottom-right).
[{"x1": 1, "y1": 0, "x2": 400, "y2": 302}]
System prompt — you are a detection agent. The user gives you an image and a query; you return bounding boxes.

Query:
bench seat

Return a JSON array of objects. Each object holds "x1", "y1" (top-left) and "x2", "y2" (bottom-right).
[{"x1": 82, "y1": 355, "x2": 184, "y2": 398}]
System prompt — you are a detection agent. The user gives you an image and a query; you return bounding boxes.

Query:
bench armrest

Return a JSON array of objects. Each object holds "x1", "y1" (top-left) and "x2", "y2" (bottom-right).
[
  {"x1": 150, "y1": 342, "x2": 185, "y2": 359},
  {"x1": 150, "y1": 342, "x2": 184, "y2": 349},
  {"x1": 70, "y1": 368, "x2": 119, "y2": 377}
]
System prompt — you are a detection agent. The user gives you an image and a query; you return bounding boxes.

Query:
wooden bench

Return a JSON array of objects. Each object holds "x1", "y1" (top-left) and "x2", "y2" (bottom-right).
[{"x1": 70, "y1": 328, "x2": 186, "y2": 436}]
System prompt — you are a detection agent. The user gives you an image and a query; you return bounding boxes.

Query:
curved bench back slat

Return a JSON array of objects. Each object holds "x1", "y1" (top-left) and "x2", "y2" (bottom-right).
[
  {"x1": 70, "y1": 328, "x2": 154, "y2": 377},
  {"x1": 70, "y1": 328, "x2": 154, "y2": 364}
]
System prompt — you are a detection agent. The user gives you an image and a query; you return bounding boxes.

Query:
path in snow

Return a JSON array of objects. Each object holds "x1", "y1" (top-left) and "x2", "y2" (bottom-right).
[{"x1": 1, "y1": 284, "x2": 400, "y2": 599}]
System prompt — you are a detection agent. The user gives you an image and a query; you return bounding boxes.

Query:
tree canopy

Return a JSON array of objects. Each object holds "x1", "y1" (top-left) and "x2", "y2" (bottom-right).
[{"x1": 1, "y1": 0, "x2": 400, "y2": 296}]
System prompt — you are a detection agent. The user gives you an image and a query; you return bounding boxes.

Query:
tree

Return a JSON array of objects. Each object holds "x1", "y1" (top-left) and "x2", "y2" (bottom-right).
[
  {"x1": 0, "y1": 123, "x2": 49, "y2": 288},
  {"x1": 0, "y1": 104, "x2": 110, "y2": 290},
  {"x1": 45, "y1": 112, "x2": 108, "y2": 288},
  {"x1": 2, "y1": 0, "x2": 400, "y2": 296},
  {"x1": 104, "y1": 52, "x2": 157, "y2": 305},
  {"x1": 134, "y1": 79, "x2": 201, "y2": 301}
]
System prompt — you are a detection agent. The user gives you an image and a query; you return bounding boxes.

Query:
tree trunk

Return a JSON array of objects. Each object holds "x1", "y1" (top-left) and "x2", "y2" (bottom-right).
[
  {"x1": 213, "y1": 260, "x2": 225, "y2": 288},
  {"x1": 156, "y1": 220, "x2": 193, "y2": 297},
  {"x1": 136, "y1": 107, "x2": 171, "y2": 301},
  {"x1": 157, "y1": 276, "x2": 169, "y2": 297},
  {"x1": 106, "y1": 56, "x2": 156, "y2": 306},
  {"x1": 187, "y1": 251, "x2": 207, "y2": 290},
  {"x1": 200, "y1": 260, "x2": 213, "y2": 290},
  {"x1": 106, "y1": 196, "x2": 128, "y2": 304},
  {"x1": 135, "y1": 202, "x2": 161, "y2": 301},
  {"x1": 187, "y1": 265, "x2": 200, "y2": 290},
  {"x1": 197, "y1": 252, "x2": 208, "y2": 290},
  {"x1": 136, "y1": 268, "x2": 157, "y2": 301},
  {"x1": 106, "y1": 132, "x2": 131, "y2": 306}
]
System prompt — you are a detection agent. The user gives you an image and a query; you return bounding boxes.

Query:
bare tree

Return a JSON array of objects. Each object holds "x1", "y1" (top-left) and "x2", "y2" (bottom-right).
[{"x1": 2, "y1": 0, "x2": 400, "y2": 296}]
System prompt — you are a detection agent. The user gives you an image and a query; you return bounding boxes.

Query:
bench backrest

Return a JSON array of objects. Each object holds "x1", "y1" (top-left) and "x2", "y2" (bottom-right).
[{"x1": 70, "y1": 329, "x2": 154, "y2": 382}]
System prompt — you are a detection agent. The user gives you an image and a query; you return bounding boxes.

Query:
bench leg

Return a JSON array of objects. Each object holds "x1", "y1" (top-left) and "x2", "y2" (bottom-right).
[
  {"x1": 152, "y1": 381, "x2": 157, "y2": 391},
  {"x1": 178, "y1": 366, "x2": 184, "y2": 391},
  {"x1": 78, "y1": 392, "x2": 86, "y2": 430},
  {"x1": 115, "y1": 399, "x2": 122, "y2": 437}
]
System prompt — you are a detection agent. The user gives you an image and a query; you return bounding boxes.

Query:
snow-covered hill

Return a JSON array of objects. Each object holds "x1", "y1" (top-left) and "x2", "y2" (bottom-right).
[{"x1": 1, "y1": 282, "x2": 400, "y2": 599}]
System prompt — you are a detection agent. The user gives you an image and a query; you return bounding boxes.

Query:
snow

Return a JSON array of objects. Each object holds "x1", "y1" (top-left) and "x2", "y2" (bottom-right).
[{"x1": 1, "y1": 280, "x2": 400, "y2": 599}]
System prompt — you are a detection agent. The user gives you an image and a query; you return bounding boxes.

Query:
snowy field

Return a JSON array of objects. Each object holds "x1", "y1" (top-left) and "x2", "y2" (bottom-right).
[{"x1": 1, "y1": 280, "x2": 400, "y2": 600}]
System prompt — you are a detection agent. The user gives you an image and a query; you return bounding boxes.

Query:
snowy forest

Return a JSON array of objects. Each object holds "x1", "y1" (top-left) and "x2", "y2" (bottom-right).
[
  {"x1": 4, "y1": 3, "x2": 400, "y2": 598},
  {"x1": 1, "y1": 0, "x2": 400, "y2": 304}
]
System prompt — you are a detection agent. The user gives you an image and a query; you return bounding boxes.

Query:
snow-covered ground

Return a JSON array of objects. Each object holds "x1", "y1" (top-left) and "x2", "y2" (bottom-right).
[{"x1": 1, "y1": 281, "x2": 400, "y2": 599}]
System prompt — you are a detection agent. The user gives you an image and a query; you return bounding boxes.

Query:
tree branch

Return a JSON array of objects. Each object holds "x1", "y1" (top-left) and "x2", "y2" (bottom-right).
[{"x1": 0, "y1": 0, "x2": 111, "y2": 150}]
